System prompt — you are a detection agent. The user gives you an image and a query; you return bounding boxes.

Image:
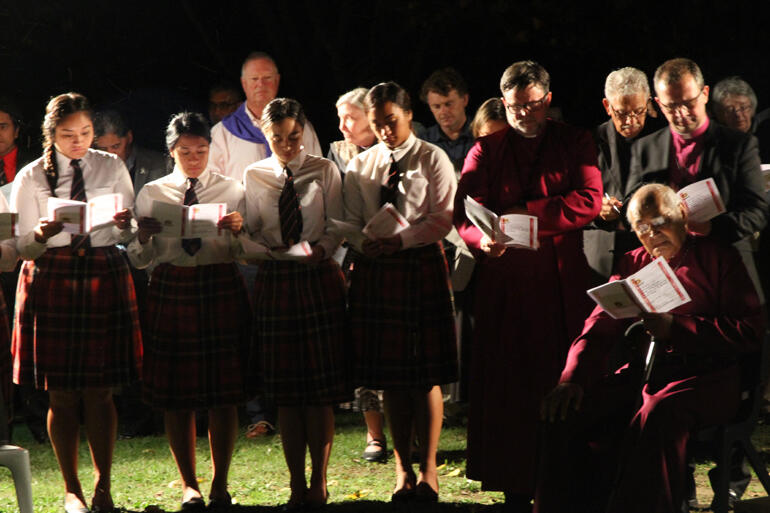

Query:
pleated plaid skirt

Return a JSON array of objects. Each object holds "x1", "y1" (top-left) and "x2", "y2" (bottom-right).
[
  {"x1": 12, "y1": 246, "x2": 142, "y2": 390},
  {"x1": 143, "y1": 262, "x2": 251, "y2": 410},
  {"x1": 253, "y1": 258, "x2": 350, "y2": 406},
  {"x1": 0, "y1": 288, "x2": 10, "y2": 413},
  {"x1": 349, "y1": 243, "x2": 458, "y2": 389}
]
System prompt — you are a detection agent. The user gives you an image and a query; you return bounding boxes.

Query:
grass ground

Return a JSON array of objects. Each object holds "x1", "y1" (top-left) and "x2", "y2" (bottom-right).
[{"x1": 2, "y1": 412, "x2": 770, "y2": 512}]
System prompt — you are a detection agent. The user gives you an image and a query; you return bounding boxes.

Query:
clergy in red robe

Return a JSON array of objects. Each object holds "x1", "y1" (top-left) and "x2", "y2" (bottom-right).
[
  {"x1": 535, "y1": 184, "x2": 765, "y2": 513},
  {"x1": 454, "y1": 60, "x2": 602, "y2": 510}
]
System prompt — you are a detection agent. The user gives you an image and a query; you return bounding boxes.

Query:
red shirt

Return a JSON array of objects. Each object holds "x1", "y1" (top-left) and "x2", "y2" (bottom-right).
[
  {"x1": 0, "y1": 146, "x2": 18, "y2": 182},
  {"x1": 669, "y1": 118, "x2": 710, "y2": 189}
]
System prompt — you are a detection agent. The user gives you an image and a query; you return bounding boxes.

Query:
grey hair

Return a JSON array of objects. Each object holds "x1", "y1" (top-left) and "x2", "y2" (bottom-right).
[
  {"x1": 335, "y1": 87, "x2": 368, "y2": 111},
  {"x1": 626, "y1": 183, "x2": 683, "y2": 225},
  {"x1": 241, "y1": 51, "x2": 279, "y2": 76},
  {"x1": 93, "y1": 109, "x2": 130, "y2": 138},
  {"x1": 653, "y1": 58, "x2": 705, "y2": 94},
  {"x1": 712, "y1": 76, "x2": 757, "y2": 112},
  {"x1": 604, "y1": 67, "x2": 650, "y2": 101}
]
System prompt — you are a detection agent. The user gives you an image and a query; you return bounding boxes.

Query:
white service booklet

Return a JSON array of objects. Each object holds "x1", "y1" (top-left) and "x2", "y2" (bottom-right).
[
  {"x1": 0, "y1": 212, "x2": 18, "y2": 240},
  {"x1": 151, "y1": 201, "x2": 227, "y2": 239},
  {"x1": 587, "y1": 256, "x2": 691, "y2": 319},
  {"x1": 48, "y1": 193, "x2": 123, "y2": 235},
  {"x1": 463, "y1": 196, "x2": 538, "y2": 250},
  {"x1": 677, "y1": 178, "x2": 726, "y2": 223},
  {"x1": 362, "y1": 202, "x2": 410, "y2": 239}
]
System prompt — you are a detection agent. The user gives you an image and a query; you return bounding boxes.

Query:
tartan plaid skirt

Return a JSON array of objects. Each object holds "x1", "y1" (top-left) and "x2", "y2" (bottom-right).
[
  {"x1": 143, "y1": 262, "x2": 251, "y2": 410},
  {"x1": 0, "y1": 288, "x2": 10, "y2": 412},
  {"x1": 12, "y1": 246, "x2": 142, "y2": 390},
  {"x1": 349, "y1": 243, "x2": 458, "y2": 389},
  {"x1": 253, "y1": 258, "x2": 350, "y2": 406}
]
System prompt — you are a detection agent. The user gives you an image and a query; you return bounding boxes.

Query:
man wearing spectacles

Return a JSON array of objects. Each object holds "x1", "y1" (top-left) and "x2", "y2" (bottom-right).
[
  {"x1": 585, "y1": 67, "x2": 663, "y2": 283},
  {"x1": 628, "y1": 58, "x2": 765, "y2": 288},
  {"x1": 711, "y1": 76, "x2": 770, "y2": 164},
  {"x1": 454, "y1": 60, "x2": 602, "y2": 513}
]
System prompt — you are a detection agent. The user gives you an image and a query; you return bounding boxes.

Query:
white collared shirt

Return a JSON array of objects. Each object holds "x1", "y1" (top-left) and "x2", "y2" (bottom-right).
[
  {"x1": 243, "y1": 150, "x2": 343, "y2": 259},
  {"x1": 127, "y1": 167, "x2": 245, "y2": 268},
  {"x1": 343, "y1": 133, "x2": 457, "y2": 250},
  {"x1": 209, "y1": 107, "x2": 323, "y2": 182},
  {"x1": 0, "y1": 193, "x2": 18, "y2": 271},
  {"x1": 11, "y1": 149, "x2": 135, "y2": 260}
]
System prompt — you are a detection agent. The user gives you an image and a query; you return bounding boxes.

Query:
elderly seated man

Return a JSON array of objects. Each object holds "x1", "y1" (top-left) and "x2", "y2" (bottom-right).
[{"x1": 534, "y1": 183, "x2": 765, "y2": 513}]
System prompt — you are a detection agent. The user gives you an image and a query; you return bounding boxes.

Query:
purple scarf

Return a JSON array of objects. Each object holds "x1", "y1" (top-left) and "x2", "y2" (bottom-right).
[{"x1": 221, "y1": 103, "x2": 272, "y2": 157}]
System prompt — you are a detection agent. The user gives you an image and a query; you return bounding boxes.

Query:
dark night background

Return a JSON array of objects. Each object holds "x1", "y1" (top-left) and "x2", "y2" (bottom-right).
[{"x1": 1, "y1": 0, "x2": 768, "y2": 154}]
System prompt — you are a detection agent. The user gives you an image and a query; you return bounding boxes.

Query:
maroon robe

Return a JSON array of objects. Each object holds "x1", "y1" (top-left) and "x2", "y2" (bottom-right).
[
  {"x1": 455, "y1": 121, "x2": 603, "y2": 493},
  {"x1": 536, "y1": 236, "x2": 765, "y2": 513}
]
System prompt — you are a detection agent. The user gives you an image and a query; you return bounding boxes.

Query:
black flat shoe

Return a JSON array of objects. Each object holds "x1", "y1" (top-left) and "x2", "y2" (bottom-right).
[
  {"x1": 415, "y1": 482, "x2": 438, "y2": 503},
  {"x1": 362, "y1": 438, "x2": 387, "y2": 462},
  {"x1": 181, "y1": 496, "x2": 206, "y2": 511},
  {"x1": 208, "y1": 492, "x2": 231, "y2": 510},
  {"x1": 391, "y1": 488, "x2": 416, "y2": 502}
]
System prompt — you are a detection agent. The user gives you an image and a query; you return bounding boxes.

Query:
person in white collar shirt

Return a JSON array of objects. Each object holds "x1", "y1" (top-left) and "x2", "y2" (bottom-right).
[
  {"x1": 242, "y1": 97, "x2": 347, "y2": 511},
  {"x1": 208, "y1": 51, "x2": 322, "y2": 181},
  {"x1": 128, "y1": 112, "x2": 250, "y2": 511},
  {"x1": 9, "y1": 92, "x2": 140, "y2": 513},
  {"x1": 343, "y1": 82, "x2": 458, "y2": 503}
]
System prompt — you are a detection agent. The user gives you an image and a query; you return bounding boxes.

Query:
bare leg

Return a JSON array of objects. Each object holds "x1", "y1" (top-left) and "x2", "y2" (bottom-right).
[
  {"x1": 383, "y1": 390, "x2": 417, "y2": 495},
  {"x1": 305, "y1": 405, "x2": 334, "y2": 505},
  {"x1": 364, "y1": 409, "x2": 386, "y2": 444},
  {"x1": 164, "y1": 410, "x2": 202, "y2": 503},
  {"x1": 207, "y1": 406, "x2": 238, "y2": 501},
  {"x1": 82, "y1": 388, "x2": 117, "y2": 510},
  {"x1": 414, "y1": 385, "x2": 443, "y2": 494},
  {"x1": 278, "y1": 406, "x2": 307, "y2": 506},
  {"x1": 48, "y1": 390, "x2": 87, "y2": 511}
]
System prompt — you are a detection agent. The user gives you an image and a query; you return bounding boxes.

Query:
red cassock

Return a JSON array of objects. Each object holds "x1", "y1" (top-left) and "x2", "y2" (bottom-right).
[
  {"x1": 536, "y1": 236, "x2": 766, "y2": 513},
  {"x1": 454, "y1": 121, "x2": 603, "y2": 493}
]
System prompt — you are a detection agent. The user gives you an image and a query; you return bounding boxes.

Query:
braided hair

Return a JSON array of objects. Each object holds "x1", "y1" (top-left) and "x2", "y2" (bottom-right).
[{"x1": 41, "y1": 93, "x2": 92, "y2": 194}]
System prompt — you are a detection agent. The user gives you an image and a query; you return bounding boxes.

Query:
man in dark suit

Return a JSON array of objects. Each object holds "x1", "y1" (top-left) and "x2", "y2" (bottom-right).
[
  {"x1": 93, "y1": 109, "x2": 169, "y2": 196},
  {"x1": 584, "y1": 67, "x2": 662, "y2": 283},
  {"x1": 628, "y1": 58, "x2": 766, "y2": 291},
  {"x1": 627, "y1": 58, "x2": 767, "y2": 510}
]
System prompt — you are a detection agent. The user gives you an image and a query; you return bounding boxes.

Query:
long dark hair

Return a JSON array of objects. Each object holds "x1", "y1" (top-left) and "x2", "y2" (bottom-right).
[
  {"x1": 165, "y1": 111, "x2": 211, "y2": 151},
  {"x1": 41, "y1": 92, "x2": 92, "y2": 193}
]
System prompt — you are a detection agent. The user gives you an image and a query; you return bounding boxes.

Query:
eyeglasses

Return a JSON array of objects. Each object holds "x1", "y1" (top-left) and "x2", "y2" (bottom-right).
[
  {"x1": 504, "y1": 92, "x2": 549, "y2": 114},
  {"x1": 721, "y1": 103, "x2": 753, "y2": 115},
  {"x1": 657, "y1": 88, "x2": 704, "y2": 114},
  {"x1": 633, "y1": 216, "x2": 672, "y2": 237},
  {"x1": 609, "y1": 103, "x2": 648, "y2": 121}
]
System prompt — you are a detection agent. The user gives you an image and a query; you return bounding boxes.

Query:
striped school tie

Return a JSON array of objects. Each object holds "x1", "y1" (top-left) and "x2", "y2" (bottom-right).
[
  {"x1": 182, "y1": 177, "x2": 202, "y2": 255},
  {"x1": 0, "y1": 160, "x2": 6, "y2": 186},
  {"x1": 278, "y1": 166, "x2": 302, "y2": 246},
  {"x1": 70, "y1": 159, "x2": 90, "y2": 253},
  {"x1": 379, "y1": 154, "x2": 400, "y2": 207}
]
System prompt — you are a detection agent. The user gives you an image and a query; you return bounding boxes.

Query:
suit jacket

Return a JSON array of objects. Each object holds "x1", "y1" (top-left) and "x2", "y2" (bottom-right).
[
  {"x1": 628, "y1": 120, "x2": 766, "y2": 244},
  {"x1": 583, "y1": 119, "x2": 662, "y2": 282},
  {"x1": 130, "y1": 146, "x2": 170, "y2": 196}
]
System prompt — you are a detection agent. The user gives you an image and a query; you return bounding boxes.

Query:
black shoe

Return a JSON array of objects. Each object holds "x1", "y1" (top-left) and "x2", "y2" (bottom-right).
[
  {"x1": 181, "y1": 496, "x2": 206, "y2": 511},
  {"x1": 208, "y1": 492, "x2": 231, "y2": 511},
  {"x1": 362, "y1": 439, "x2": 387, "y2": 462}
]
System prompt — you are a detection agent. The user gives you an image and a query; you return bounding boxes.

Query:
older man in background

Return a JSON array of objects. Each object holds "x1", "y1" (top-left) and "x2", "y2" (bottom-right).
[
  {"x1": 584, "y1": 67, "x2": 662, "y2": 282},
  {"x1": 208, "y1": 51, "x2": 322, "y2": 181}
]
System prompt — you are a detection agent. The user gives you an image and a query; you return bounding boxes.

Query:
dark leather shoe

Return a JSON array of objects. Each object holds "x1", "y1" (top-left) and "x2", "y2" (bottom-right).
[{"x1": 181, "y1": 496, "x2": 206, "y2": 511}]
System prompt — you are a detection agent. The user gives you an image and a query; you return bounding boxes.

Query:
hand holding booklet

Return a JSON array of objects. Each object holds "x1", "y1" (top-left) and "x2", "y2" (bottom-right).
[
  {"x1": 587, "y1": 256, "x2": 691, "y2": 319},
  {"x1": 151, "y1": 201, "x2": 227, "y2": 239},
  {"x1": 0, "y1": 212, "x2": 18, "y2": 240},
  {"x1": 48, "y1": 194, "x2": 123, "y2": 235},
  {"x1": 677, "y1": 178, "x2": 726, "y2": 223},
  {"x1": 362, "y1": 202, "x2": 409, "y2": 239},
  {"x1": 463, "y1": 196, "x2": 538, "y2": 250}
]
